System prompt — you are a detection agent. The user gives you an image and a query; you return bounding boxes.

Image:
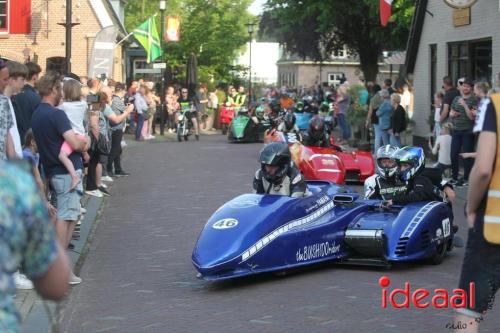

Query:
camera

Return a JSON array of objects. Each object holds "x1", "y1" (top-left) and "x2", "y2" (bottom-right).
[{"x1": 86, "y1": 94, "x2": 101, "y2": 104}]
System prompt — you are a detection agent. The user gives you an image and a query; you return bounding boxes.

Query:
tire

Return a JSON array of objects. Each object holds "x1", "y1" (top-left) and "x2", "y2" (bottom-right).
[
  {"x1": 222, "y1": 124, "x2": 228, "y2": 135},
  {"x1": 428, "y1": 242, "x2": 447, "y2": 265}
]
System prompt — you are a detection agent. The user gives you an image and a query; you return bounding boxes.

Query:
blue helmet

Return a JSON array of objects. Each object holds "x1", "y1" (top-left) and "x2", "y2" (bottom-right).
[{"x1": 393, "y1": 146, "x2": 425, "y2": 182}]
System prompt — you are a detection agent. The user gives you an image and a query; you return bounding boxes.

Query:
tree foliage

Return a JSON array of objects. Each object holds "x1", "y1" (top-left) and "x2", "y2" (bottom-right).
[
  {"x1": 260, "y1": 0, "x2": 414, "y2": 82},
  {"x1": 125, "y1": 0, "x2": 255, "y2": 84}
]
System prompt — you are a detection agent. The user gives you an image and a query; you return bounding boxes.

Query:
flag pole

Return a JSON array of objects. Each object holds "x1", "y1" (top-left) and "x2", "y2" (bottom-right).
[{"x1": 116, "y1": 32, "x2": 134, "y2": 46}]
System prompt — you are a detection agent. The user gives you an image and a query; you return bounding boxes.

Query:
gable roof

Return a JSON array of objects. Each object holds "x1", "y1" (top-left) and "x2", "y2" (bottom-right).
[{"x1": 89, "y1": 0, "x2": 128, "y2": 36}]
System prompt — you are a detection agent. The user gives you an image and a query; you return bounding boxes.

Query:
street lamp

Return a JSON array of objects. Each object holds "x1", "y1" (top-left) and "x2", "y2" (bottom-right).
[
  {"x1": 246, "y1": 22, "x2": 256, "y2": 106},
  {"x1": 159, "y1": 0, "x2": 166, "y2": 135}
]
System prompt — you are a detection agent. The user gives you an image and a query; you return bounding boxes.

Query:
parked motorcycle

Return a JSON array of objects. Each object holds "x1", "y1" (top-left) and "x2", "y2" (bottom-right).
[{"x1": 220, "y1": 103, "x2": 236, "y2": 135}]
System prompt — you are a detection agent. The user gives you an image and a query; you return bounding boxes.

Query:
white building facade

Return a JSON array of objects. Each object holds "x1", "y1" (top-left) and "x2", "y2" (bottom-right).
[{"x1": 406, "y1": 0, "x2": 498, "y2": 144}]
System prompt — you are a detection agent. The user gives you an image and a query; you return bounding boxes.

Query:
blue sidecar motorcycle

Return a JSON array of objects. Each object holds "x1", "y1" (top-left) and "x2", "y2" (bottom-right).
[{"x1": 192, "y1": 181, "x2": 456, "y2": 281}]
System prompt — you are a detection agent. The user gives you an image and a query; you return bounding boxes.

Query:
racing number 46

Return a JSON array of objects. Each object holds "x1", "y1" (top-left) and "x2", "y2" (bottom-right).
[{"x1": 213, "y1": 218, "x2": 239, "y2": 230}]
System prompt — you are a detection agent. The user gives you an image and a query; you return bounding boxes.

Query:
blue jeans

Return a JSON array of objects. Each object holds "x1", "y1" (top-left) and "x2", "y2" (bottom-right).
[
  {"x1": 380, "y1": 129, "x2": 390, "y2": 146},
  {"x1": 337, "y1": 113, "x2": 351, "y2": 140},
  {"x1": 372, "y1": 124, "x2": 382, "y2": 153},
  {"x1": 50, "y1": 170, "x2": 83, "y2": 221},
  {"x1": 390, "y1": 133, "x2": 402, "y2": 147},
  {"x1": 135, "y1": 113, "x2": 144, "y2": 140},
  {"x1": 451, "y1": 129, "x2": 475, "y2": 180}
]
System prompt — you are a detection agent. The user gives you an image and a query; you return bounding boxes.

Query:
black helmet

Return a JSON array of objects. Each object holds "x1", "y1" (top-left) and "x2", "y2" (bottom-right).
[
  {"x1": 284, "y1": 112, "x2": 296, "y2": 131},
  {"x1": 260, "y1": 142, "x2": 291, "y2": 184},
  {"x1": 308, "y1": 115, "x2": 325, "y2": 141}
]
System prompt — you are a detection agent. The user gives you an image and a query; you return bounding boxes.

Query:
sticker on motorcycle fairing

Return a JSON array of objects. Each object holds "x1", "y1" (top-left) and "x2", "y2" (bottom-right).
[
  {"x1": 442, "y1": 218, "x2": 451, "y2": 237},
  {"x1": 286, "y1": 133, "x2": 299, "y2": 143},
  {"x1": 213, "y1": 218, "x2": 239, "y2": 230},
  {"x1": 228, "y1": 198, "x2": 259, "y2": 209},
  {"x1": 296, "y1": 241, "x2": 340, "y2": 262}
]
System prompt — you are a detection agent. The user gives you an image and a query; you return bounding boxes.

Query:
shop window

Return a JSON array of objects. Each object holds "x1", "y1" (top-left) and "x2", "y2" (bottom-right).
[
  {"x1": 0, "y1": 0, "x2": 8, "y2": 32},
  {"x1": 448, "y1": 39, "x2": 491, "y2": 85}
]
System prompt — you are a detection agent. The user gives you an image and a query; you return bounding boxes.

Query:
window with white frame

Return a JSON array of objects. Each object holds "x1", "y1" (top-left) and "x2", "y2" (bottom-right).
[
  {"x1": 333, "y1": 46, "x2": 348, "y2": 59},
  {"x1": 328, "y1": 73, "x2": 343, "y2": 87},
  {"x1": 0, "y1": 0, "x2": 8, "y2": 32}
]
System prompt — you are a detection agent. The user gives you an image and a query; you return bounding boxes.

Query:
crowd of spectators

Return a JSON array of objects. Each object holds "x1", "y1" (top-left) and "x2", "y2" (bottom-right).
[
  {"x1": 0, "y1": 60, "x2": 155, "y2": 295},
  {"x1": 429, "y1": 75, "x2": 497, "y2": 186}
]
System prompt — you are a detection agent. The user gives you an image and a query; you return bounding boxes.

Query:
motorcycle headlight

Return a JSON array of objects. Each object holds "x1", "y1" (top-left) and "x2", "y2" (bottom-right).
[{"x1": 177, "y1": 114, "x2": 184, "y2": 121}]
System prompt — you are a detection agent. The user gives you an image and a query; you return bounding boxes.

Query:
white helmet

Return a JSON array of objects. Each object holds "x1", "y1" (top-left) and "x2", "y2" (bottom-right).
[{"x1": 376, "y1": 145, "x2": 399, "y2": 178}]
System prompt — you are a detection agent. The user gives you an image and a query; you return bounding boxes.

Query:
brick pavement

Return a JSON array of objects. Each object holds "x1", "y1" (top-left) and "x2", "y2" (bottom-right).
[{"x1": 27, "y1": 134, "x2": 499, "y2": 333}]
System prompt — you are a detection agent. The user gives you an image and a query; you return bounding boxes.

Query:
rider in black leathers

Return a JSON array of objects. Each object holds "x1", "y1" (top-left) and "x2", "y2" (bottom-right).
[{"x1": 253, "y1": 142, "x2": 307, "y2": 198}]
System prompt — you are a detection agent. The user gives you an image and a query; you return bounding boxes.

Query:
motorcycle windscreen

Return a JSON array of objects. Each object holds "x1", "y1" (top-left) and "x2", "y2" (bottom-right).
[{"x1": 231, "y1": 116, "x2": 250, "y2": 139}]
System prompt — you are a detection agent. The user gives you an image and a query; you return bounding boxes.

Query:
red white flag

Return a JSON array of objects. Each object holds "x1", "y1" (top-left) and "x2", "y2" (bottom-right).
[{"x1": 380, "y1": 0, "x2": 393, "y2": 27}]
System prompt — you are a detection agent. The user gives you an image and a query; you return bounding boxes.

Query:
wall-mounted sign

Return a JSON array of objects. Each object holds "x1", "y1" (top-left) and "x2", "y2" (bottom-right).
[
  {"x1": 453, "y1": 7, "x2": 471, "y2": 27},
  {"x1": 444, "y1": 0, "x2": 477, "y2": 9}
]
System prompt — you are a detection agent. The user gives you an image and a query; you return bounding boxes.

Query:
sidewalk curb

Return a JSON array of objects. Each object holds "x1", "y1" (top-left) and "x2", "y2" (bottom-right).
[{"x1": 19, "y1": 194, "x2": 104, "y2": 333}]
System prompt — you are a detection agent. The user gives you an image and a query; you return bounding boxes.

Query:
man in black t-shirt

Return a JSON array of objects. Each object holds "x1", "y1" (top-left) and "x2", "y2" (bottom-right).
[
  {"x1": 178, "y1": 88, "x2": 199, "y2": 140},
  {"x1": 455, "y1": 98, "x2": 498, "y2": 329},
  {"x1": 12, "y1": 62, "x2": 41, "y2": 145},
  {"x1": 440, "y1": 76, "x2": 461, "y2": 125},
  {"x1": 31, "y1": 72, "x2": 87, "y2": 284}
]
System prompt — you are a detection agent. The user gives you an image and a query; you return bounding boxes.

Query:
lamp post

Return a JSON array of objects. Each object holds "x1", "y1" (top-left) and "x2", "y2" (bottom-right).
[
  {"x1": 58, "y1": 0, "x2": 80, "y2": 75},
  {"x1": 159, "y1": 0, "x2": 166, "y2": 135},
  {"x1": 246, "y1": 22, "x2": 256, "y2": 106}
]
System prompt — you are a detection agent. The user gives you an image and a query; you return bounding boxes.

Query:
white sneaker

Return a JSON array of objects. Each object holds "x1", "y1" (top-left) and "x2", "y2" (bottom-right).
[
  {"x1": 14, "y1": 272, "x2": 34, "y2": 290},
  {"x1": 149, "y1": 135, "x2": 155, "y2": 139},
  {"x1": 99, "y1": 183, "x2": 108, "y2": 189},
  {"x1": 69, "y1": 272, "x2": 82, "y2": 285},
  {"x1": 85, "y1": 190, "x2": 103, "y2": 198},
  {"x1": 101, "y1": 176, "x2": 114, "y2": 182}
]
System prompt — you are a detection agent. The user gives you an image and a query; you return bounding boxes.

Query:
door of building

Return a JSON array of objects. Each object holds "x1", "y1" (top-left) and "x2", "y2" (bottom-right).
[{"x1": 46, "y1": 57, "x2": 66, "y2": 75}]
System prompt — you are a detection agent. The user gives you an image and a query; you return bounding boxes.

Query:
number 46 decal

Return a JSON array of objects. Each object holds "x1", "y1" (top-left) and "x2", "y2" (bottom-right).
[{"x1": 213, "y1": 218, "x2": 239, "y2": 230}]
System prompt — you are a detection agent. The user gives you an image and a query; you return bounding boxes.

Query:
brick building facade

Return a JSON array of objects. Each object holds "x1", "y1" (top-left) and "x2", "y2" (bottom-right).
[
  {"x1": 277, "y1": 46, "x2": 398, "y2": 89},
  {"x1": 0, "y1": 0, "x2": 127, "y2": 81}
]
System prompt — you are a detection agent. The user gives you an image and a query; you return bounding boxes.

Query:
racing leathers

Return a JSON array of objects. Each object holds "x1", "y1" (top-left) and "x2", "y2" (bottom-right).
[
  {"x1": 364, "y1": 174, "x2": 407, "y2": 200},
  {"x1": 364, "y1": 169, "x2": 447, "y2": 204},
  {"x1": 253, "y1": 163, "x2": 307, "y2": 198},
  {"x1": 301, "y1": 131, "x2": 331, "y2": 147},
  {"x1": 277, "y1": 122, "x2": 302, "y2": 141}
]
